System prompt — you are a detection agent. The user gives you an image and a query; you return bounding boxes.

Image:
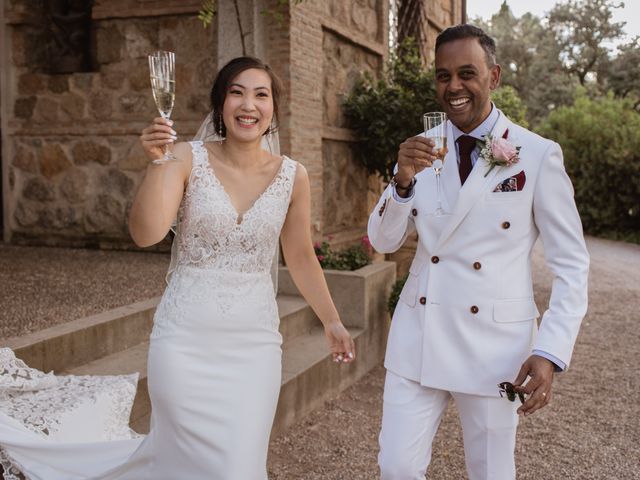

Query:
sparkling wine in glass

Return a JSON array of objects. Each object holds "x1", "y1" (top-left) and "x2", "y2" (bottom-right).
[
  {"x1": 423, "y1": 112, "x2": 448, "y2": 216},
  {"x1": 148, "y1": 51, "x2": 178, "y2": 163}
]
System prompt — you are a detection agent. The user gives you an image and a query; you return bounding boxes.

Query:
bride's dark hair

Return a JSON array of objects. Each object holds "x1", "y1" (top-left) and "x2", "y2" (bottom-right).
[{"x1": 210, "y1": 56, "x2": 283, "y2": 138}]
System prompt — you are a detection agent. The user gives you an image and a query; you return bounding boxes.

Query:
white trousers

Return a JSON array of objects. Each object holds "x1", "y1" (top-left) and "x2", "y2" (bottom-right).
[{"x1": 378, "y1": 370, "x2": 519, "y2": 480}]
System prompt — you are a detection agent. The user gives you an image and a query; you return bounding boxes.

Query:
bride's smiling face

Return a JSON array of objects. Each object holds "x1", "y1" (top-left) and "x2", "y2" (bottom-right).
[{"x1": 222, "y1": 68, "x2": 274, "y2": 143}]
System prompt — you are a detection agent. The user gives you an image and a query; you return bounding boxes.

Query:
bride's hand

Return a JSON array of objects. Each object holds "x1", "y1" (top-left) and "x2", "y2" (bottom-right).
[
  {"x1": 140, "y1": 117, "x2": 177, "y2": 162},
  {"x1": 324, "y1": 322, "x2": 356, "y2": 364}
]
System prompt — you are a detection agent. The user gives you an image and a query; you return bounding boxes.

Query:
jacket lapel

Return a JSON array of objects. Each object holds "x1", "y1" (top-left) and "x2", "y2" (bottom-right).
[{"x1": 434, "y1": 112, "x2": 513, "y2": 251}]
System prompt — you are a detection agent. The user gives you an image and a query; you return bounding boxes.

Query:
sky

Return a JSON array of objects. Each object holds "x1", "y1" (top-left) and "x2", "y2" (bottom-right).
[{"x1": 467, "y1": 0, "x2": 640, "y2": 46}]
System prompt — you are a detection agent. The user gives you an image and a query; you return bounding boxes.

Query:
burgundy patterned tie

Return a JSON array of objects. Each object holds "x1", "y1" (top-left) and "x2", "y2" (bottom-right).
[{"x1": 457, "y1": 135, "x2": 477, "y2": 186}]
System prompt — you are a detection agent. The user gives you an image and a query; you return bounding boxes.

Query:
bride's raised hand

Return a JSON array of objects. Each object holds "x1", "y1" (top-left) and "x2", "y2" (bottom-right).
[
  {"x1": 324, "y1": 321, "x2": 356, "y2": 364},
  {"x1": 140, "y1": 117, "x2": 177, "y2": 162}
]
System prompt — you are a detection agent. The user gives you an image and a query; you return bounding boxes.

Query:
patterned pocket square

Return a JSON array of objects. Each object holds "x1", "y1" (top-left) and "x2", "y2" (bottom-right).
[{"x1": 493, "y1": 170, "x2": 526, "y2": 192}]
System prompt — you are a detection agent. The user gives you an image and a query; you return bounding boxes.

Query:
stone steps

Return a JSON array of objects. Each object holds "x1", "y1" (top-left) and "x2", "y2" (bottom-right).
[
  {"x1": 5, "y1": 294, "x2": 319, "y2": 374},
  {"x1": 5, "y1": 261, "x2": 395, "y2": 437},
  {"x1": 63, "y1": 325, "x2": 365, "y2": 434}
]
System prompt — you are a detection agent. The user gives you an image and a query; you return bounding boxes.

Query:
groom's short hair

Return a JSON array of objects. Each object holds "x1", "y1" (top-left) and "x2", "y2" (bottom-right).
[{"x1": 435, "y1": 24, "x2": 497, "y2": 67}]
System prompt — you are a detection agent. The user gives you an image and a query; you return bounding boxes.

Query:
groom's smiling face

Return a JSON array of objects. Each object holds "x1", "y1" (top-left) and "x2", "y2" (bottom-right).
[{"x1": 435, "y1": 37, "x2": 501, "y2": 133}]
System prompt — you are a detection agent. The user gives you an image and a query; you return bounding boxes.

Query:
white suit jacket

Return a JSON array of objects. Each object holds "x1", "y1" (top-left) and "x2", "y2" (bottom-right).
[{"x1": 368, "y1": 111, "x2": 589, "y2": 396}]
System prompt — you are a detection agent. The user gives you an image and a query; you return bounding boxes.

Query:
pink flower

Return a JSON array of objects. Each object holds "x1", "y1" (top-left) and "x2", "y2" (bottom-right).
[
  {"x1": 327, "y1": 235, "x2": 334, "y2": 241},
  {"x1": 490, "y1": 138, "x2": 519, "y2": 166},
  {"x1": 317, "y1": 255, "x2": 325, "y2": 262},
  {"x1": 361, "y1": 236, "x2": 371, "y2": 247},
  {"x1": 313, "y1": 242, "x2": 321, "y2": 249}
]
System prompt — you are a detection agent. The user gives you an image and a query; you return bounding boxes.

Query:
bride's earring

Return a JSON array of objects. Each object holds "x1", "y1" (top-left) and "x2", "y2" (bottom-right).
[{"x1": 218, "y1": 114, "x2": 225, "y2": 141}]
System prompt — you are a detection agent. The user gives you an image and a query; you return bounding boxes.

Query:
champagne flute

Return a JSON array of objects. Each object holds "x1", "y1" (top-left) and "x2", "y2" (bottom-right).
[
  {"x1": 423, "y1": 112, "x2": 448, "y2": 216},
  {"x1": 148, "y1": 50, "x2": 178, "y2": 163}
]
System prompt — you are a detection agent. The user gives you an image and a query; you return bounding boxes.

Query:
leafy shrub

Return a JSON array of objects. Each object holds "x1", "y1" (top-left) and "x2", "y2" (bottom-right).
[
  {"x1": 536, "y1": 91, "x2": 640, "y2": 241},
  {"x1": 492, "y1": 85, "x2": 529, "y2": 128},
  {"x1": 387, "y1": 275, "x2": 408, "y2": 315},
  {"x1": 344, "y1": 38, "x2": 440, "y2": 181},
  {"x1": 314, "y1": 236, "x2": 373, "y2": 271}
]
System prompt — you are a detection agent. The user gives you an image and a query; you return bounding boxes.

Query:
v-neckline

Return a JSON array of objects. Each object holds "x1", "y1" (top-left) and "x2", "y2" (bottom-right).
[{"x1": 203, "y1": 148, "x2": 286, "y2": 225}]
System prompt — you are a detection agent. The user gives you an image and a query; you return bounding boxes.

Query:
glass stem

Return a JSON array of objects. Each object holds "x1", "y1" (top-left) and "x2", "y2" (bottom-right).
[{"x1": 436, "y1": 171, "x2": 443, "y2": 212}]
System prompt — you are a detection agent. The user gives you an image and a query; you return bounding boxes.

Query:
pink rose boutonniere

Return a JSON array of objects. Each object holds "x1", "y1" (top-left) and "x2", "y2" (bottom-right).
[{"x1": 478, "y1": 129, "x2": 521, "y2": 177}]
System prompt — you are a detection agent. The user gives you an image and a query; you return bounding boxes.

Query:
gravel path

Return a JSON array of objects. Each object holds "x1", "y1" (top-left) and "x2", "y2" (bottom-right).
[
  {"x1": 267, "y1": 236, "x2": 640, "y2": 479},
  {"x1": 0, "y1": 244, "x2": 169, "y2": 339},
  {"x1": 1, "y1": 237, "x2": 637, "y2": 478}
]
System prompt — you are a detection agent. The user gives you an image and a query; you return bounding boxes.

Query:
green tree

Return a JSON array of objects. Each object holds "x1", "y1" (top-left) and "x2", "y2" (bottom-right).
[
  {"x1": 476, "y1": 2, "x2": 576, "y2": 125},
  {"x1": 536, "y1": 91, "x2": 640, "y2": 240},
  {"x1": 547, "y1": 0, "x2": 626, "y2": 86},
  {"x1": 344, "y1": 38, "x2": 439, "y2": 180},
  {"x1": 604, "y1": 38, "x2": 640, "y2": 109}
]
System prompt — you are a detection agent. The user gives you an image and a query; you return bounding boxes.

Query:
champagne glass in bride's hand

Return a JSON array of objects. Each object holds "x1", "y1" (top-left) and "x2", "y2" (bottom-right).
[
  {"x1": 148, "y1": 51, "x2": 178, "y2": 164},
  {"x1": 423, "y1": 112, "x2": 448, "y2": 216}
]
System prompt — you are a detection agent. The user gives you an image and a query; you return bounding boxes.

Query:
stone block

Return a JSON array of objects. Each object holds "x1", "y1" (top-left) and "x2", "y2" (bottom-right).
[
  {"x1": 122, "y1": 20, "x2": 158, "y2": 59},
  {"x1": 89, "y1": 93, "x2": 114, "y2": 119},
  {"x1": 101, "y1": 69, "x2": 127, "y2": 90},
  {"x1": 39, "y1": 144, "x2": 72, "y2": 179},
  {"x1": 35, "y1": 97, "x2": 60, "y2": 122},
  {"x1": 39, "y1": 206, "x2": 82, "y2": 230},
  {"x1": 85, "y1": 194, "x2": 125, "y2": 233},
  {"x1": 18, "y1": 73, "x2": 46, "y2": 95},
  {"x1": 102, "y1": 168, "x2": 135, "y2": 197},
  {"x1": 23, "y1": 177, "x2": 56, "y2": 202},
  {"x1": 60, "y1": 92, "x2": 86, "y2": 120},
  {"x1": 186, "y1": 94, "x2": 210, "y2": 116},
  {"x1": 95, "y1": 25, "x2": 125, "y2": 64},
  {"x1": 14, "y1": 96, "x2": 37, "y2": 119},
  {"x1": 48, "y1": 75, "x2": 70, "y2": 93},
  {"x1": 72, "y1": 140, "x2": 112, "y2": 166},
  {"x1": 195, "y1": 59, "x2": 216, "y2": 89},
  {"x1": 120, "y1": 141, "x2": 150, "y2": 171},
  {"x1": 60, "y1": 168, "x2": 89, "y2": 203},
  {"x1": 13, "y1": 145, "x2": 39, "y2": 173},
  {"x1": 15, "y1": 201, "x2": 40, "y2": 228},
  {"x1": 72, "y1": 73, "x2": 95, "y2": 91},
  {"x1": 119, "y1": 93, "x2": 148, "y2": 115},
  {"x1": 128, "y1": 65, "x2": 151, "y2": 91}
]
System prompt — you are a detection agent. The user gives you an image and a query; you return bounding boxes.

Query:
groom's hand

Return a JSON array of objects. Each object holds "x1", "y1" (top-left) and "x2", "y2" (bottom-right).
[
  {"x1": 513, "y1": 355, "x2": 554, "y2": 416},
  {"x1": 395, "y1": 136, "x2": 437, "y2": 186}
]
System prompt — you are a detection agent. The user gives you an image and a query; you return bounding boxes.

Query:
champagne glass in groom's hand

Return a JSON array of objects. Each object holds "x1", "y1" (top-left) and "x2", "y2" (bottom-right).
[
  {"x1": 148, "y1": 50, "x2": 178, "y2": 164},
  {"x1": 423, "y1": 112, "x2": 448, "y2": 216}
]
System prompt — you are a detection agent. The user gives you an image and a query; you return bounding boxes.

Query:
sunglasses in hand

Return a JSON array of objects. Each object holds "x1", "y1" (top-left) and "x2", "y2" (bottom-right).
[{"x1": 498, "y1": 381, "x2": 525, "y2": 404}]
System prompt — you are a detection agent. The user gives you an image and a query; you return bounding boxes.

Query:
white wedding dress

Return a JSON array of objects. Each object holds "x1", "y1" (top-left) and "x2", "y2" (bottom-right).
[{"x1": 0, "y1": 141, "x2": 298, "y2": 479}]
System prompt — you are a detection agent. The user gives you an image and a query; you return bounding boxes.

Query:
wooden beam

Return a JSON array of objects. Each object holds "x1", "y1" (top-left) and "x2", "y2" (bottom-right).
[
  {"x1": 92, "y1": 0, "x2": 202, "y2": 20},
  {"x1": 321, "y1": 20, "x2": 385, "y2": 57}
]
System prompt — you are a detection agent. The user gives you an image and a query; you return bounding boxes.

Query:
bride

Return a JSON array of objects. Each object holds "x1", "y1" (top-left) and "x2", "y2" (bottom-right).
[{"x1": 0, "y1": 56, "x2": 355, "y2": 479}]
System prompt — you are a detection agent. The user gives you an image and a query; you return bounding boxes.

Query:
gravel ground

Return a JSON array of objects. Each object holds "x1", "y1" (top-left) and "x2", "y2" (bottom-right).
[
  {"x1": 0, "y1": 244, "x2": 169, "y2": 339},
  {"x1": 2, "y1": 237, "x2": 637, "y2": 478},
  {"x1": 267, "y1": 236, "x2": 640, "y2": 479}
]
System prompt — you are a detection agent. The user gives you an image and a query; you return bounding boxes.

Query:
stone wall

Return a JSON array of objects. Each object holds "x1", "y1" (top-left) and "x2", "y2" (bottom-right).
[
  {"x1": 1, "y1": 0, "x2": 464, "y2": 250},
  {"x1": 2, "y1": 1, "x2": 215, "y2": 247},
  {"x1": 286, "y1": 0, "x2": 388, "y2": 246}
]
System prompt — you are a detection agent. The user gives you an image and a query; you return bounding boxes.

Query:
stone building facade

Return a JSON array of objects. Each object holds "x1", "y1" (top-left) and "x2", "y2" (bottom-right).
[{"x1": 1, "y1": 0, "x2": 465, "y2": 249}]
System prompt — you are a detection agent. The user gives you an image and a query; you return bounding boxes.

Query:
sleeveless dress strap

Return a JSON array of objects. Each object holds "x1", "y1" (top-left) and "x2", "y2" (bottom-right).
[
  {"x1": 280, "y1": 157, "x2": 298, "y2": 206},
  {"x1": 189, "y1": 141, "x2": 207, "y2": 169}
]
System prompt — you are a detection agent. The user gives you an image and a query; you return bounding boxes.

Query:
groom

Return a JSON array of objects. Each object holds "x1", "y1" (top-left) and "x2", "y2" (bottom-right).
[{"x1": 368, "y1": 24, "x2": 589, "y2": 479}]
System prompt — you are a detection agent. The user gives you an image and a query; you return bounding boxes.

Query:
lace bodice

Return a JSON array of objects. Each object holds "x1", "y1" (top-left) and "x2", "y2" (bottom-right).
[{"x1": 168, "y1": 141, "x2": 297, "y2": 278}]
